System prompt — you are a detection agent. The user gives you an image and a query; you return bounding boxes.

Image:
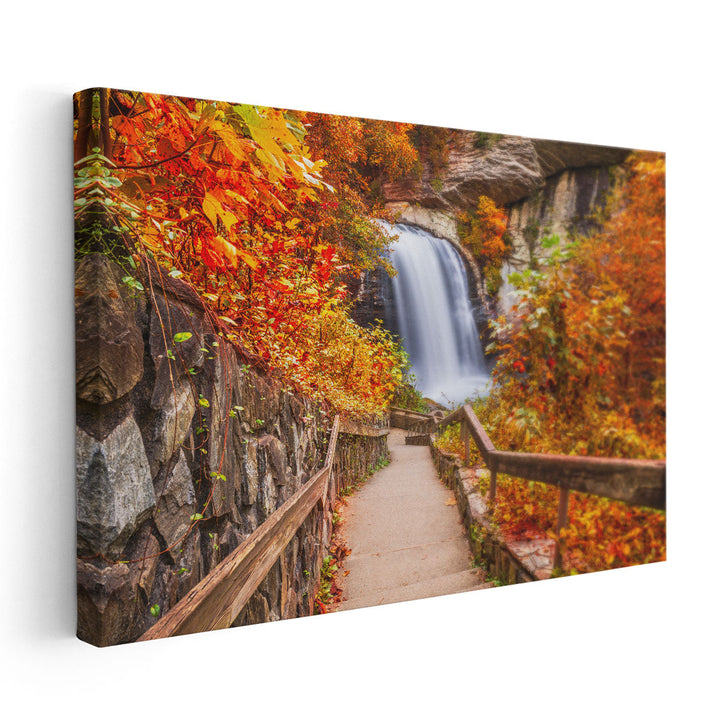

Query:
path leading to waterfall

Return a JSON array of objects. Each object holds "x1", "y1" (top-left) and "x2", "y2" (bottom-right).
[{"x1": 334, "y1": 428, "x2": 492, "y2": 612}]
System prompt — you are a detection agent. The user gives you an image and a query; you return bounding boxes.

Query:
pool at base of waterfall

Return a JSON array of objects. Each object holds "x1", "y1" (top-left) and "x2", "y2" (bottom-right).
[{"x1": 421, "y1": 372, "x2": 491, "y2": 407}]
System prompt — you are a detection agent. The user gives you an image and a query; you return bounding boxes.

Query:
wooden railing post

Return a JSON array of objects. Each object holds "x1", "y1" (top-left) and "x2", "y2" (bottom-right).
[
  {"x1": 554, "y1": 486, "x2": 570, "y2": 570},
  {"x1": 489, "y1": 462, "x2": 498, "y2": 504},
  {"x1": 323, "y1": 416, "x2": 340, "y2": 504},
  {"x1": 461, "y1": 421, "x2": 470, "y2": 465}
]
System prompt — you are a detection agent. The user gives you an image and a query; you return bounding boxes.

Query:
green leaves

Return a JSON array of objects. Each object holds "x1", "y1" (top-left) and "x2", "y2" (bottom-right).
[
  {"x1": 540, "y1": 234, "x2": 560, "y2": 250},
  {"x1": 122, "y1": 276, "x2": 144, "y2": 292},
  {"x1": 173, "y1": 332, "x2": 192, "y2": 343}
]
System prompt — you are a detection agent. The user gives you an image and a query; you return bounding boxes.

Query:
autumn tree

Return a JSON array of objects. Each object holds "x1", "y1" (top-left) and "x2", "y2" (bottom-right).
[
  {"x1": 480, "y1": 151, "x2": 665, "y2": 459},
  {"x1": 303, "y1": 112, "x2": 418, "y2": 276},
  {"x1": 74, "y1": 89, "x2": 405, "y2": 416},
  {"x1": 458, "y1": 194, "x2": 510, "y2": 294},
  {"x1": 437, "y1": 152, "x2": 666, "y2": 574}
]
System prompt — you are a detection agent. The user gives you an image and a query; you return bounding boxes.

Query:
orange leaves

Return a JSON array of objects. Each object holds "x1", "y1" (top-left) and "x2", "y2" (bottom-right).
[
  {"x1": 75, "y1": 89, "x2": 406, "y2": 417},
  {"x1": 207, "y1": 235, "x2": 262, "y2": 272},
  {"x1": 462, "y1": 151, "x2": 666, "y2": 574},
  {"x1": 559, "y1": 492, "x2": 665, "y2": 573},
  {"x1": 481, "y1": 152, "x2": 665, "y2": 459},
  {"x1": 303, "y1": 111, "x2": 418, "y2": 275},
  {"x1": 202, "y1": 190, "x2": 239, "y2": 232},
  {"x1": 461, "y1": 195, "x2": 509, "y2": 286},
  {"x1": 208, "y1": 118, "x2": 251, "y2": 164}
]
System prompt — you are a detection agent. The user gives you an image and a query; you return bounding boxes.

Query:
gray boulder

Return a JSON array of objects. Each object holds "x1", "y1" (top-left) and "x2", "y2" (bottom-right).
[{"x1": 76, "y1": 415, "x2": 155, "y2": 557}]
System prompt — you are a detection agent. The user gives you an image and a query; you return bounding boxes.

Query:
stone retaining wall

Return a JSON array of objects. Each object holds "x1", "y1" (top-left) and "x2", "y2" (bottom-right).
[
  {"x1": 334, "y1": 429, "x2": 389, "y2": 496},
  {"x1": 75, "y1": 253, "x2": 387, "y2": 645}
]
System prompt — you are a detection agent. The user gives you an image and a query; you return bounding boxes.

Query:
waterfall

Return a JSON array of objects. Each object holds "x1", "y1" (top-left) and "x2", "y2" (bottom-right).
[{"x1": 384, "y1": 223, "x2": 491, "y2": 405}]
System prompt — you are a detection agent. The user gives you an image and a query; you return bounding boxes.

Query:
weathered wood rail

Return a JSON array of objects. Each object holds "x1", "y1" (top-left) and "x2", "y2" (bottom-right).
[
  {"x1": 389, "y1": 406, "x2": 439, "y2": 432},
  {"x1": 437, "y1": 404, "x2": 666, "y2": 567},
  {"x1": 139, "y1": 418, "x2": 352, "y2": 641},
  {"x1": 389, "y1": 406, "x2": 442, "y2": 444}
]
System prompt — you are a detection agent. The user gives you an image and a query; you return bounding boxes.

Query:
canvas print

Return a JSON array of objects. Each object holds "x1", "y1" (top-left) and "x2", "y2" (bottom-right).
[{"x1": 74, "y1": 88, "x2": 666, "y2": 646}]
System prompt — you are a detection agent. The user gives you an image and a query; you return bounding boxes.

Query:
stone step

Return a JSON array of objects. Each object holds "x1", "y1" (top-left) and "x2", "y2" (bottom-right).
[
  {"x1": 336, "y1": 567, "x2": 494, "y2": 612},
  {"x1": 341, "y1": 536, "x2": 475, "y2": 592}
]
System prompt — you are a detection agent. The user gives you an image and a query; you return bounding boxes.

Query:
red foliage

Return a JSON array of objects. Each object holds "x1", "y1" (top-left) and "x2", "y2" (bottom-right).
[{"x1": 74, "y1": 90, "x2": 406, "y2": 415}]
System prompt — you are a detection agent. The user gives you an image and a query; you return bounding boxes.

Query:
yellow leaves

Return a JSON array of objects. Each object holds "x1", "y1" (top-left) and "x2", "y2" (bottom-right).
[
  {"x1": 209, "y1": 120, "x2": 251, "y2": 164},
  {"x1": 256, "y1": 184, "x2": 288, "y2": 213},
  {"x1": 271, "y1": 277, "x2": 295, "y2": 293},
  {"x1": 195, "y1": 102, "x2": 219, "y2": 135},
  {"x1": 202, "y1": 193, "x2": 220, "y2": 225},
  {"x1": 224, "y1": 189, "x2": 250, "y2": 209},
  {"x1": 203, "y1": 190, "x2": 238, "y2": 232},
  {"x1": 237, "y1": 246, "x2": 261, "y2": 271}
]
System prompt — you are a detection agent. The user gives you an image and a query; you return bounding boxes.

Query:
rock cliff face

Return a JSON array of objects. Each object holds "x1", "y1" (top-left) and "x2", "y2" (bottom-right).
[{"x1": 383, "y1": 130, "x2": 629, "y2": 213}]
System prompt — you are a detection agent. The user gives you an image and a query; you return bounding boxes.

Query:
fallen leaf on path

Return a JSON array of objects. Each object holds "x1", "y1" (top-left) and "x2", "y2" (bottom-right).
[{"x1": 445, "y1": 498, "x2": 457, "y2": 505}]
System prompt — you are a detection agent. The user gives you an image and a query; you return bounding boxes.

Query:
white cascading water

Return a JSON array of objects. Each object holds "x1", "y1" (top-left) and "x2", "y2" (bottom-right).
[{"x1": 385, "y1": 223, "x2": 491, "y2": 404}]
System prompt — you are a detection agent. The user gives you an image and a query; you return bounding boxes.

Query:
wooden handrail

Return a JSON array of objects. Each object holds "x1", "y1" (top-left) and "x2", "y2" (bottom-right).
[
  {"x1": 491, "y1": 450, "x2": 665, "y2": 509},
  {"x1": 139, "y1": 416, "x2": 341, "y2": 642},
  {"x1": 438, "y1": 404, "x2": 665, "y2": 510},
  {"x1": 438, "y1": 404, "x2": 665, "y2": 570},
  {"x1": 338, "y1": 417, "x2": 390, "y2": 437},
  {"x1": 439, "y1": 405, "x2": 495, "y2": 464},
  {"x1": 388, "y1": 405, "x2": 437, "y2": 419}
]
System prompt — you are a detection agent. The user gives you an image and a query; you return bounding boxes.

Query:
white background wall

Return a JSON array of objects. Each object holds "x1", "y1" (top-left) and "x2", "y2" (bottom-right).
[{"x1": 1, "y1": 2, "x2": 716, "y2": 717}]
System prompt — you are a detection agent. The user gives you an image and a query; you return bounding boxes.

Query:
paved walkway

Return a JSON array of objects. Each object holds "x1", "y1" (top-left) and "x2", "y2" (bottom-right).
[{"x1": 335, "y1": 428, "x2": 490, "y2": 612}]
